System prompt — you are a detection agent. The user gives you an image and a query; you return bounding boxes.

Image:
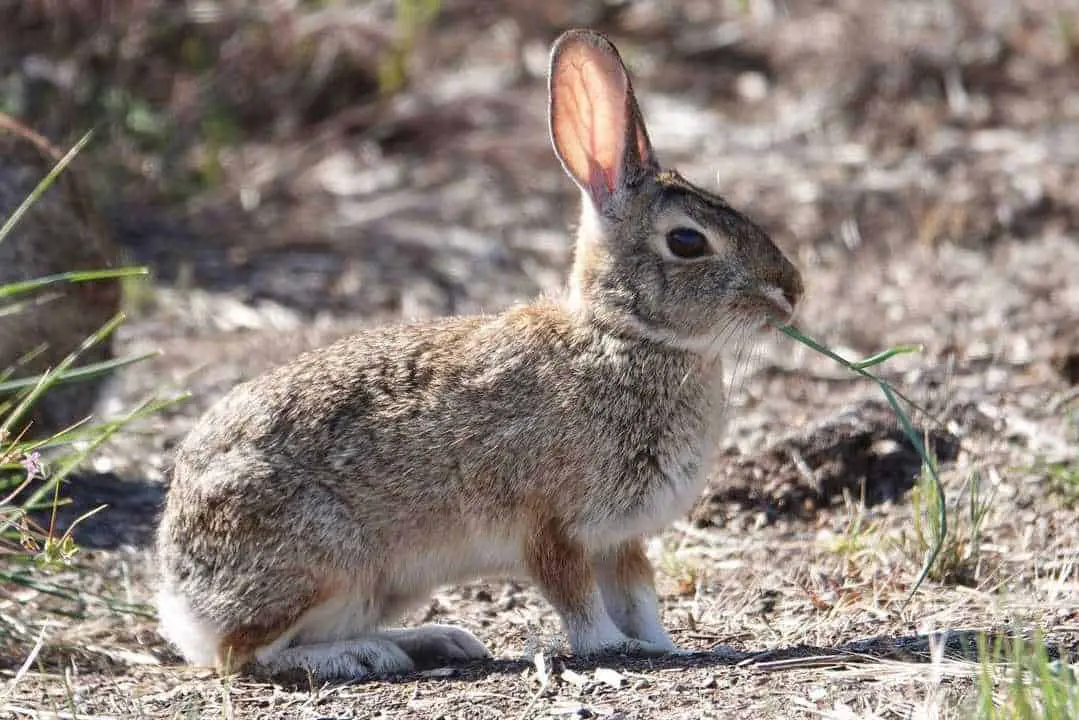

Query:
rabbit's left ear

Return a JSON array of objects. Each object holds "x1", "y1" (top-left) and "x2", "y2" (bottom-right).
[{"x1": 549, "y1": 30, "x2": 658, "y2": 211}]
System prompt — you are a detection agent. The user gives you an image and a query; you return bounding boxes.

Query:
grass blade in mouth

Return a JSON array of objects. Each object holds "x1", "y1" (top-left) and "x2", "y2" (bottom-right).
[{"x1": 777, "y1": 323, "x2": 943, "y2": 604}]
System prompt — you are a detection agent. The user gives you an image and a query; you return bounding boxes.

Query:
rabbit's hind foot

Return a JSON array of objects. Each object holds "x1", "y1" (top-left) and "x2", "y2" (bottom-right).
[
  {"x1": 255, "y1": 637, "x2": 416, "y2": 681},
  {"x1": 376, "y1": 624, "x2": 491, "y2": 665}
]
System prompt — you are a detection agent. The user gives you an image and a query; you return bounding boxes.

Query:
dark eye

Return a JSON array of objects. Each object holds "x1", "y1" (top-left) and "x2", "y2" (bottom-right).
[{"x1": 665, "y1": 227, "x2": 711, "y2": 259}]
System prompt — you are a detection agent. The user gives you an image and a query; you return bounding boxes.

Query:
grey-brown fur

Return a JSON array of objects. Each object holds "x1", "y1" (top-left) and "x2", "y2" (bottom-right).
[
  {"x1": 0, "y1": 115, "x2": 121, "y2": 437},
  {"x1": 156, "y1": 29, "x2": 803, "y2": 679}
]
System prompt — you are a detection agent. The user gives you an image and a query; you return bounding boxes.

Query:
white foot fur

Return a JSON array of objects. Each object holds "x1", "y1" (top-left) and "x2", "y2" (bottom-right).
[
  {"x1": 377, "y1": 624, "x2": 491, "y2": 664},
  {"x1": 591, "y1": 544, "x2": 678, "y2": 651},
  {"x1": 566, "y1": 589, "x2": 678, "y2": 657},
  {"x1": 256, "y1": 637, "x2": 416, "y2": 680},
  {"x1": 601, "y1": 582, "x2": 677, "y2": 649}
]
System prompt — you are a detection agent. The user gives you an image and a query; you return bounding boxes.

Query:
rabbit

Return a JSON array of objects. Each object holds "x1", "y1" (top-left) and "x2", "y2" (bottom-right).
[
  {"x1": 0, "y1": 113, "x2": 121, "y2": 438},
  {"x1": 156, "y1": 28, "x2": 803, "y2": 680}
]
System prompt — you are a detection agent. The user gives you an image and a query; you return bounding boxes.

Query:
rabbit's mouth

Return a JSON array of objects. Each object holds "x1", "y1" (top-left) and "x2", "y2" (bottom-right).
[{"x1": 754, "y1": 286, "x2": 797, "y2": 329}]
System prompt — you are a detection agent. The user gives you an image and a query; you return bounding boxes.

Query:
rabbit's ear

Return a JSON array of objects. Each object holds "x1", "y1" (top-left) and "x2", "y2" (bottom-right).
[{"x1": 549, "y1": 30, "x2": 658, "y2": 211}]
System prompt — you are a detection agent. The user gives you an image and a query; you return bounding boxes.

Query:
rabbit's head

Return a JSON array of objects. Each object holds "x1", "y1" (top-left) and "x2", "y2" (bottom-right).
[{"x1": 549, "y1": 30, "x2": 803, "y2": 354}]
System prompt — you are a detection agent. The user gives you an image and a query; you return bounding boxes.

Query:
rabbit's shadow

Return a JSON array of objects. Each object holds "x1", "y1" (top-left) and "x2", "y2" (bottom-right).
[
  {"x1": 21, "y1": 471, "x2": 164, "y2": 550},
  {"x1": 263, "y1": 629, "x2": 1078, "y2": 690},
  {"x1": 257, "y1": 647, "x2": 746, "y2": 691}
]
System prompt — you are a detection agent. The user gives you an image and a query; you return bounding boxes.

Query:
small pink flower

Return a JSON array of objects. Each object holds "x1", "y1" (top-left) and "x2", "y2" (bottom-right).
[{"x1": 21, "y1": 451, "x2": 44, "y2": 480}]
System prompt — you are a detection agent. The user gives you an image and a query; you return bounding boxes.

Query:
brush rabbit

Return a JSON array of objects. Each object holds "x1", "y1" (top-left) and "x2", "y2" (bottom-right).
[
  {"x1": 0, "y1": 114, "x2": 121, "y2": 438},
  {"x1": 157, "y1": 29, "x2": 803, "y2": 679}
]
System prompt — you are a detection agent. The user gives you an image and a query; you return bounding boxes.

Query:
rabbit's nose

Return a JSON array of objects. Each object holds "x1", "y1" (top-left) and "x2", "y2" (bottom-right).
[
  {"x1": 782, "y1": 286, "x2": 800, "y2": 312},
  {"x1": 782, "y1": 270, "x2": 804, "y2": 312}
]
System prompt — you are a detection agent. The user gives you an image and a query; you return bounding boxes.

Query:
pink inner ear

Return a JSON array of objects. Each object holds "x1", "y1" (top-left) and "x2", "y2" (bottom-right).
[{"x1": 551, "y1": 40, "x2": 631, "y2": 200}]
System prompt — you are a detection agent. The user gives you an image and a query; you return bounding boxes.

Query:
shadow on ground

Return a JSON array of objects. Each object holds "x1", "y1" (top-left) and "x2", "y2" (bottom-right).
[
  {"x1": 24, "y1": 471, "x2": 164, "y2": 550},
  {"x1": 252, "y1": 628, "x2": 1079, "y2": 691},
  {"x1": 693, "y1": 398, "x2": 962, "y2": 527}
]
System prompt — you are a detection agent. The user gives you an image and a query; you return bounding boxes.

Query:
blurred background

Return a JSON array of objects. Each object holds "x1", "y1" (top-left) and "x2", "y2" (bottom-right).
[
  {"x1": 2, "y1": 0, "x2": 1074, "y2": 318},
  {"x1": 1, "y1": 0, "x2": 1077, "y2": 506}
]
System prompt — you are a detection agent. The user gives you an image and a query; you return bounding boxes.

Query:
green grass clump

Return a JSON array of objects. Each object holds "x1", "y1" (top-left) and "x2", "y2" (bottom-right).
[
  {"x1": 1046, "y1": 459, "x2": 1079, "y2": 506},
  {"x1": 821, "y1": 487, "x2": 886, "y2": 568},
  {"x1": 1042, "y1": 413, "x2": 1079, "y2": 507},
  {"x1": 974, "y1": 632, "x2": 1079, "y2": 719},
  {"x1": 897, "y1": 465, "x2": 994, "y2": 586},
  {"x1": 0, "y1": 132, "x2": 177, "y2": 568}
]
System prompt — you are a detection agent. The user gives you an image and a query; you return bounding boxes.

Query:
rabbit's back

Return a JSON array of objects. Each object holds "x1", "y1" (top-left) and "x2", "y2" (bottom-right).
[
  {"x1": 169, "y1": 312, "x2": 562, "y2": 534},
  {"x1": 163, "y1": 305, "x2": 722, "y2": 580},
  {"x1": 0, "y1": 121, "x2": 121, "y2": 436}
]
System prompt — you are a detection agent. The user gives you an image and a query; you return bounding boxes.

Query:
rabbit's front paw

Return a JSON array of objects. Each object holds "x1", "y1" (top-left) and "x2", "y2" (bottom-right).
[
  {"x1": 573, "y1": 626, "x2": 677, "y2": 658},
  {"x1": 601, "y1": 637, "x2": 678, "y2": 658}
]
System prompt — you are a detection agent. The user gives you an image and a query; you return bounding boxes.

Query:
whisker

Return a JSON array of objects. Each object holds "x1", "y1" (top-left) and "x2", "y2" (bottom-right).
[
  {"x1": 721, "y1": 318, "x2": 753, "y2": 412},
  {"x1": 680, "y1": 314, "x2": 741, "y2": 389},
  {"x1": 732, "y1": 318, "x2": 762, "y2": 397}
]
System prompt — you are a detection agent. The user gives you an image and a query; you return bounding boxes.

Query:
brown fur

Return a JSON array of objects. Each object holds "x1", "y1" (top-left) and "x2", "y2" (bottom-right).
[
  {"x1": 525, "y1": 518, "x2": 598, "y2": 625},
  {"x1": 609, "y1": 539, "x2": 655, "y2": 590}
]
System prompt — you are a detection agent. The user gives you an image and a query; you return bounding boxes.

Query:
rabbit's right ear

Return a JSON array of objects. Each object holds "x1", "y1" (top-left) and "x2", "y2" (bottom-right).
[{"x1": 549, "y1": 30, "x2": 658, "y2": 212}]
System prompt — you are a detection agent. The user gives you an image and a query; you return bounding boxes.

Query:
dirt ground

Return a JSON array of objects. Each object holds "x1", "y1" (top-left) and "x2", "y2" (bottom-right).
[{"x1": 2, "y1": 1, "x2": 1079, "y2": 718}]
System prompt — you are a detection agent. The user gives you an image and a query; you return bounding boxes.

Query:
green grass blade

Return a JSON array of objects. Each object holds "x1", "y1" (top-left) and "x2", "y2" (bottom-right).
[
  {"x1": 851, "y1": 344, "x2": 923, "y2": 370},
  {"x1": 0, "y1": 312, "x2": 125, "y2": 438},
  {"x1": 21, "y1": 392, "x2": 188, "y2": 509},
  {"x1": 0, "y1": 267, "x2": 149, "y2": 298},
  {"x1": 778, "y1": 325, "x2": 941, "y2": 424},
  {"x1": 879, "y1": 381, "x2": 947, "y2": 604},
  {"x1": 13, "y1": 390, "x2": 188, "y2": 457},
  {"x1": 0, "y1": 130, "x2": 93, "y2": 245},
  {"x1": 0, "y1": 352, "x2": 159, "y2": 394},
  {"x1": 778, "y1": 323, "x2": 947, "y2": 602}
]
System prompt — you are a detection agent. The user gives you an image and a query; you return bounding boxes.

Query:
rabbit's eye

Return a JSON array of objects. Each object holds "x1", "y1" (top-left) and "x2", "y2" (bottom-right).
[{"x1": 665, "y1": 227, "x2": 711, "y2": 259}]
